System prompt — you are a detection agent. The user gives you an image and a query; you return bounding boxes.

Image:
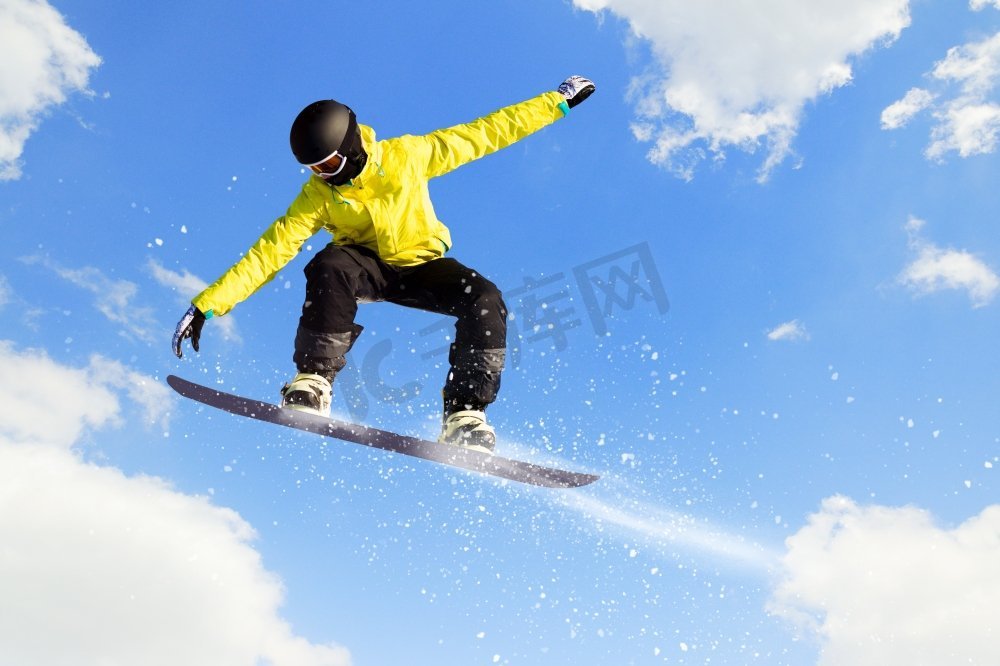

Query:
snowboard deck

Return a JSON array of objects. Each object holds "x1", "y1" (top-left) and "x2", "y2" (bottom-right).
[{"x1": 167, "y1": 375, "x2": 599, "y2": 489}]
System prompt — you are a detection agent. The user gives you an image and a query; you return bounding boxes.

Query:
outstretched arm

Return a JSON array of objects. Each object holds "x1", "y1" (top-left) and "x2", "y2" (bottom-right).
[
  {"x1": 415, "y1": 76, "x2": 596, "y2": 180},
  {"x1": 172, "y1": 189, "x2": 325, "y2": 358}
]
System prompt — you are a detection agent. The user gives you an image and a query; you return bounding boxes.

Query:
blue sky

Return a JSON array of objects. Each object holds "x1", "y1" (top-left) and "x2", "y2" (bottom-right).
[{"x1": 2, "y1": 0, "x2": 999, "y2": 664}]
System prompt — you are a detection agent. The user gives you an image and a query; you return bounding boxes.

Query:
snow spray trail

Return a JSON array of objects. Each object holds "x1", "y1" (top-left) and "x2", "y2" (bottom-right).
[
  {"x1": 552, "y1": 481, "x2": 780, "y2": 574},
  {"x1": 496, "y1": 442, "x2": 780, "y2": 574}
]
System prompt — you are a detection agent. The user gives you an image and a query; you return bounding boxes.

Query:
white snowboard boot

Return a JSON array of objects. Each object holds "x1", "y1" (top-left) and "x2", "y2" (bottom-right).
[
  {"x1": 280, "y1": 373, "x2": 332, "y2": 417},
  {"x1": 438, "y1": 410, "x2": 496, "y2": 455}
]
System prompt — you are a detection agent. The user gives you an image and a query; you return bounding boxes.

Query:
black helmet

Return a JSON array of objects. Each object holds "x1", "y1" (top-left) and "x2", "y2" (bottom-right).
[{"x1": 289, "y1": 100, "x2": 368, "y2": 184}]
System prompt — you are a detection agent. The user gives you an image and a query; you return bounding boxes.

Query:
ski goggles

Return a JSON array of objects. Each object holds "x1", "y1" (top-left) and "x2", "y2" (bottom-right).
[{"x1": 305, "y1": 150, "x2": 347, "y2": 180}]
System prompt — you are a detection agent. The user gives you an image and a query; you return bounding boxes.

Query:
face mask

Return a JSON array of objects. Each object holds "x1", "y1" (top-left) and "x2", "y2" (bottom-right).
[{"x1": 324, "y1": 125, "x2": 368, "y2": 186}]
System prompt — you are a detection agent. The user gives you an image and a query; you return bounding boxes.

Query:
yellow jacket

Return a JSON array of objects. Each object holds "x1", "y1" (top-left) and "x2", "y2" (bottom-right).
[{"x1": 193, "y1": 90, "x2": 570, "y2": 318}]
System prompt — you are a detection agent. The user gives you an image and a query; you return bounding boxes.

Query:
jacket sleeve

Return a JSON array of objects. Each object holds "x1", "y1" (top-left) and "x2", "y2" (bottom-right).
[
  {"x1": 415, "y1": 91, "x2": 568, "y2": 180},
  {"x1": 191, "y1": 188, "x2": 326, "y2": 317}
]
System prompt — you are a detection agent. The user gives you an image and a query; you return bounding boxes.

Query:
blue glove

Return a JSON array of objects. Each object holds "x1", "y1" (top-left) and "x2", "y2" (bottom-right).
[
  {"x1": 557, "y1": 75, "x2": 596, "y2": 109},
  {"x1": 172, "y1": 305, "x2": 206, "y2": 358}
]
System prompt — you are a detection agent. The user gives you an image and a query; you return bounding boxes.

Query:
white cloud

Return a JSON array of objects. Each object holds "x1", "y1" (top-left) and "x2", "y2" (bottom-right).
[
  {"x1": 148, "y1": 258, "x2": 242, "y2": 345},
  {"x1": 766, "y1": 319, "x2": 810, "y2": 342},
  {"x1": 0, "y1": 340, "x2": 121, "y2": 448},
  {"x1": 927, "y1": 32, "x2": 1000, "y2": 159},
  {"x1": 769, "y1": 496, "x2": 1000, "y2": 666},
  {"x1": 928, "y1": 98, "x2": 1000, "y2": 159},
  {"x1": 22, "y1": 255, "x2": 159, "y2": 343},
  {"x1": 0, "y1": 0, "x2": 101, "y2": 180},
  {"x1": 883, "y1": 27, "x2": 1000, "y2": 160},
  {"x1": 971, "y1": 0, "x2": 1000, "y2": 11},
  {"x1": 0, "y1": 341, "x2": 351, "y2": 666},
  {"x1": 0, "y1": 341, "x2": 173, "y2": 448},
  {"x1": 0, "y1": 446, "x2": 352, "y2": 666},
  {"x1": 880, "y1": 87, "x2": 935, "y2": 129},
  {"x1": 898, "y1": 216, "x2": 999, "y2": 307},
  {"x1": 574, "y1": 0, "x2": 911, "y2": 181}
]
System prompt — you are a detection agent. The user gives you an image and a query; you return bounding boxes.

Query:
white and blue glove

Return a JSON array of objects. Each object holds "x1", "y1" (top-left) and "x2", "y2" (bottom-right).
[
  {"x1": 557, "y1": 75, "x2": 596, "y2": 109},
  {"x1": 172, "y1": 305, "x2": 207, "y2": 358}
]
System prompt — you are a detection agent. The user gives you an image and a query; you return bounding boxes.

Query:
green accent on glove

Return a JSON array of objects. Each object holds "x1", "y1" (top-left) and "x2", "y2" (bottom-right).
[
  {"x1": 558, "y1": 101, "x2": 570, "y2": 117},
  {"x1": 204, "y1": 309, "x2": 215, "y2": 319}
]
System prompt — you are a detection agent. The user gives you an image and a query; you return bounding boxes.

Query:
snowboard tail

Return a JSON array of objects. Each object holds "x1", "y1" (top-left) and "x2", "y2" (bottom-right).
[{"x1": 167, "y1": 375, "x2": 599, "y2": 489}]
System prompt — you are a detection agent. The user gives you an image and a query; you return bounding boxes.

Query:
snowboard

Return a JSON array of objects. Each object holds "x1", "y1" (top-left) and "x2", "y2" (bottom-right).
[{"x1": 167, "y1": 375, "x2": 599, "y2": 488}]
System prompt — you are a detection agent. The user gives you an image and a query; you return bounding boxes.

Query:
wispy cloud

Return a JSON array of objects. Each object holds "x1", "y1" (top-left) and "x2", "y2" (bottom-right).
[
  {"x1": 767, "y1": 320, "x2": 810, "y2": 342},
  {"x1": 0, "y1": 0, "x2": 102, "y2": 180},
  {"x1": 147, "y1": 258, "x2": 210, "y2": 298},
  {"x1": 573, "y1": 0, "x2": 910, "y2": 181},
  {"x1": 0, "y1": 341, "x2": 351, "y2": 665},
  {"x1": 768, "y1": 496, "x2": 1000, "y2": 665},
  {"x1": 882, "y1": 3, "x2": 1000, "y2": 160},
  {"x1": 898, "y1": 217, "x2": 999, "y2": 308},
  {"x1": 21, "y1": 255, "x2": 159, "y2": 342},
  {"x1": 0, "y1": 273, "x2": 10, "y2": 309},
  {"x1": 147, "y1": 258, "x2": 242, "y2": 344},
  {"x1": 87, "y1": 354, "x2": 173, "y2": 429}
]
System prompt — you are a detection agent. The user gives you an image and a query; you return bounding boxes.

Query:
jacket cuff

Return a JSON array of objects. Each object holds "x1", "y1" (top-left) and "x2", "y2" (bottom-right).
[{"x1": 191, "y1": 295, "x2": 218, "y2": 318}]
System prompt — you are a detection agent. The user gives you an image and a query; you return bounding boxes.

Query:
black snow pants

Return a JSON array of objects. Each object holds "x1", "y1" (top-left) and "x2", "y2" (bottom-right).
[{"x1": 293, "y1": 244, "x2": 507, "y2": 413}]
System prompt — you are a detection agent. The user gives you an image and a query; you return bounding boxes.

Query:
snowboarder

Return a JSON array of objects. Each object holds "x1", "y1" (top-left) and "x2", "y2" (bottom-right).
[{"x1": 172, "y1": 75, "x2": 596, "y2": 454}]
